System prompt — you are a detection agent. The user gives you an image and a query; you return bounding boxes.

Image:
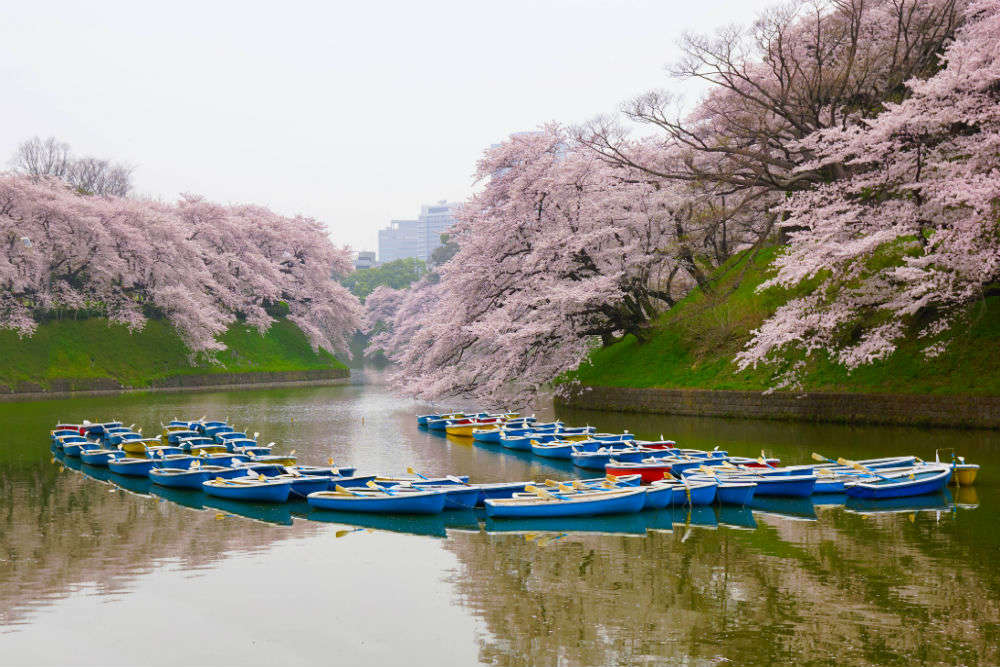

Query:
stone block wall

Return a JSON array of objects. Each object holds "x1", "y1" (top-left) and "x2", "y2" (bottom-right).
[{"x1": 556, "y1": 385, "x2": 1000, "y2": 429}]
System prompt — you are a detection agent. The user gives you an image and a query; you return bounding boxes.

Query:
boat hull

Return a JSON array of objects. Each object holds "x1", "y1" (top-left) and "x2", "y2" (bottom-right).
[
  {"x1": 484, "y1": 488, "x2": 647, "y2": 519},
  {"x1": 108, "y1": 458, "x2": 157, "y2": 477},
  {"x1": 846, "y1": 468, "x2": 952, "y2": 499},
  {"x1": 307, "y1": 490, "x2": 447, "y2": 514},
  {"x1": 202, "y1": 479, "x2": 292, "y2": 503},
  {"x1": 715, "y1": 482, "x2": 756, "y2": 505}
]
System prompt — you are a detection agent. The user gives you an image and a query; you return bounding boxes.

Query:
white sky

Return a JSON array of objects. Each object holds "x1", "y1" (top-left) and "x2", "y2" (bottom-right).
[{"x1": 1, "y1": 0, "x2": 774, "y2": 251}]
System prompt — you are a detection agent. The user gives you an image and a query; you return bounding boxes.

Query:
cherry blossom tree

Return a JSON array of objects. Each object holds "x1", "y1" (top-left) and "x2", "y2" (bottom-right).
[
  {"x1": 0, "y1": 173, "x2": 360, "y2": 356},
  {"x1": 371, "y1": 127, "x2": 696, "y2": 402},
  {"x1": 738, "y1": 0, "x2": 1000, "y2": 370}
]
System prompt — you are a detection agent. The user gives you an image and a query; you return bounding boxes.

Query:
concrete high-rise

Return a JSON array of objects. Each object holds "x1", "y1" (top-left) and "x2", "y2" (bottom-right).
[{"x1": 378, "y1": 200, "x2": 460, "y2": 263}]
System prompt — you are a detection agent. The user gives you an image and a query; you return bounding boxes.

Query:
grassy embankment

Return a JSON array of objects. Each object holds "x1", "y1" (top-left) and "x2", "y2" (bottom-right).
[
  {"x1": 0, "y1": 318, "x2": 346, "y2": 391},
  {"x1": 569, "y1": 246, "x2": 1000, "y2": 395}
]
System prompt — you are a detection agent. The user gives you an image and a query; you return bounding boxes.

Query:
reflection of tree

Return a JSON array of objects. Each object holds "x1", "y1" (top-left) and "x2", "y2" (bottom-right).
[
  {"x1": 443, "y1": 510, "x2": 1000, "y2": 666},
  {"x1": 0, "y1": 461, "x2": 317, "y2": 626}
]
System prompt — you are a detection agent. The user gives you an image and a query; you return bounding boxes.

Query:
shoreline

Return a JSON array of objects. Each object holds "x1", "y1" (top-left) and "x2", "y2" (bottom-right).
[
  {"x1": 556, "y1": 384, "x2": 1000, "y2": 429},
  {"x1": 0, "y1": 368, "x2": 350, "y2": 403}
]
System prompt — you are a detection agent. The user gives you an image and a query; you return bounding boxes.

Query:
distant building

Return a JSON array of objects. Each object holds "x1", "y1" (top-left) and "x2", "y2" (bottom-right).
[
  {"x1": 378, "y1": 200, "x2": 460, "y2": 263},
  {"x1": 354, "y1": 250, "x2": 376, "y2": 271}
]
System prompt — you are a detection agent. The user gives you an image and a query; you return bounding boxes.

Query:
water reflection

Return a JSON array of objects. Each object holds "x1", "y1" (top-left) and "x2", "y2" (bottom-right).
[{"x1": 0, "y1": 380, "x2": 997, "y2": 666}]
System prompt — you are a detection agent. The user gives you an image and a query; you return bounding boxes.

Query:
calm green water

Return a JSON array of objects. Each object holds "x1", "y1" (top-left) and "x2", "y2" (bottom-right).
[{"x1": 1, "y1": 377, "x2": 997, "y2": 666}]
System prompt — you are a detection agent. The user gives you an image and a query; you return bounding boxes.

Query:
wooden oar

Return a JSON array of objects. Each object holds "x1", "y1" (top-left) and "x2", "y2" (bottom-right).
[
  {"x1": 367, "y1": 480, "x2": 395, "y2": 495},
  {"x1": 837, "y1": 457, "x2": 894, "y2": 481},
  {"x1": 333, "y1": 484, "x2": 365, "y2": 497},
  {"x1": 524, "y1": 484, "x2": 568, "y2": 501}
]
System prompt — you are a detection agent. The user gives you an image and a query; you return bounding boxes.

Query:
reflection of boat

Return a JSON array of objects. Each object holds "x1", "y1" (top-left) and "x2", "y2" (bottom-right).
[
  {"x1": 441, "y1": 510, "x2": 482, "y2": 532},
  {"x1": 148, "y1": 484, "x2": 208, "y2": 510},
  {"x1": 200, "y1": 494, "x2": 294, "y2": 526},
  {"x1": 303, "y1": 508, "x2": 448, "y2": 538},
  {"x1": 812, "y1": 493, "x2": 848, "y2": 507},
  {"x1": 108, "y1": 472, "x2": 154, "y2": 496},
  {"x1": 648, "y1": 505, "x2": 718, "y2": 530},
  {"x1": 716, "y1": 505, "x2": 757, "y2": 529},
  {"x1": 484, "y1": 512, "x2": 648, "y2": 536},
  {"x1": 844, "y1": 490, "x2": 953, "y2": 515},
  {"x1": 845, "y1": 466, "x2": 952, "y2": 499},
  {"x1": 750, "y1": 496, "x2": 817, "y2": 520},
  {"x1": 953, "y1": 486, "x2": 979, "y2": 509}
]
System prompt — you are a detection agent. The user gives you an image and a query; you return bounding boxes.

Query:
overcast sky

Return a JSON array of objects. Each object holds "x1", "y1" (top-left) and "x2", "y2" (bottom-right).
[{"x1": 1, "y1": 0, "x2": 775, "y2": 251}]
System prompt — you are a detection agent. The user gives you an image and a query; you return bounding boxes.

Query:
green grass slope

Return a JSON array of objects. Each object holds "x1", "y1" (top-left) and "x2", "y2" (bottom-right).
[
  {"x1": 0, "y1": 318, "x2": 346, "y2": 390},
  {"x1": 570, "y1": 247, "x2": 1000, "y2": 395}
]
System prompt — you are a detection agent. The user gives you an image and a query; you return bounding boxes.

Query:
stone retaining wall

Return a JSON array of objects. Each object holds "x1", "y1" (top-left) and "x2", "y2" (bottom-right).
[
  {"x1": 555, "y1": 385, "x2": 1000, "y2": 429},
  {"x1": 0, "y1": 368, "x2": 350, "y2": 402}
]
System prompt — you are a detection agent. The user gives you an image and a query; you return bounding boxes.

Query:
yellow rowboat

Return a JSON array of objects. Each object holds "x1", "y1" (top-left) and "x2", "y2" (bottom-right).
[
  {"x1": 445, "y1": 418, "x2": 499, "y2": 437},
  {"x1": 119, "y1": 437, "x2": 166, "y2": 454},
  {"x1": 445, "y1": 423, "x2": 481, "y2": 437},
  {"x1": 951, "y1": 463, "x2": 979, "y2": 486}
]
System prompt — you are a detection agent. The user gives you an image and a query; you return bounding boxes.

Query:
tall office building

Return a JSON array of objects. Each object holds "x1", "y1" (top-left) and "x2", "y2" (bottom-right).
[{"x1": 378, "y1": 200, "x2": 461, "y2": 263}]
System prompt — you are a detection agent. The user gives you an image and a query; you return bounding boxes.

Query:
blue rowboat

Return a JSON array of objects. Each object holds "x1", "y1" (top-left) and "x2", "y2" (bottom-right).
[
  {"x1": 581, "y1": 474, "x2": 642, "y2": 487},
  {"x1": 558, "y1": 426, "x2": 596, "y2": 436},
  {"x1": 108, "y1": 457, "x2": 157, "y2": 477},
  {"x1": 572, "y1": 447, "x2": 648, "y2": 470},
  {"x1": 232, "y1": 463, "x2": 287, "y2": 476},
  {"x1": 164, "y1": 429, "x2": 200, "y2": 445},
  {"x1": 326, "y1": 474, "x2": 378, "y2": 489},
  {"x1": 649, "y1": 479, "x2": 717, "y2": 506},
  {"x1": 194, "y1": 453, "x2": 250, "y2": 467},
  {"x1": 195, "y1": 420, "x2": 229, "y2": 435},
  {"x1": 500, "y1": 427, "x2": 532, "y2": 437},
  {"x1": 667, "y1": 457, "x2": 728, "y2": 476},
  {"x1": 484, "y1": 487, "x2": 647, "y2": 519},
  {"x1": 643, "y1": 484, "x2": 674, "y2": 510},
  {"x1": 307, "y1": 488, "x2": 447, "y2": 514},
  {"x1": 57, "y1": 436, "x2": 90, "y2": 456},
  {"x1": 472, "y1": 428, "x2": 502, "y2": 443},
  {"x1": 391, "y1": 484, "x2": 483, "y2": 510},
  {"x1": 101, "y1": 427, "x2": 137, "y2": 446},
  {"x1": 80, "y1": 448, "x2": 121, "y2": 467},
  {"x1": 236, "y1": 446, "x2": 273, "y2": 457},
  {"x1": 813, "y1": 475, "x2": 854, "y2": 493},
  {"x1": 245, "y1": 454, "x2": 296, "y2": 466},
  {"x1": 83, "y1": 421, "x2": 124, "y2": 438},
  {"x1": 715, "y1": 481, "x2": 757, "y2": 505},
  {"x1": 177, "y1": 436, "x2": 223, "y2": 453},
  {"x1": 475, "y1": 481, "x2": 533, "y2": 504},
  {"x1": 281, "y1": 474, "x2": 333, "y2": 498},
  {"x1": 374, "y1": 475, "x2": 469, "y2": 486},
  {"x1": 292, "y1": 465, "x2": 357, "y2": 478},
  {"x1": 699, "y1": 473, "x2": 817, "y2": 497},
  {"x1": 149, "y1": 465, "x2": 242, "y2": 489},
  {"x1": 591, "y1": 432, "x2": 635, "y2": 442},
  {"x1": 531, "y1": 441, "x2": 575, "y2": 459},
  {"x1": 151, "y1": 454, "x2": 196, "y2": 469},
  {"x1": 202, "y1": 476, "x2": 292, "y2": 503},
  {"x1": 500, "y1": 435, "x2": 532, "y2": 451},
  {"x1": 845, "y1": 466, "x2": 952, "y2": 499}
]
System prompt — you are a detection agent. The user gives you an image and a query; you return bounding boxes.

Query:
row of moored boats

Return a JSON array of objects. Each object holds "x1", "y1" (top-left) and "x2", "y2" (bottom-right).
[{"x1": 417, "y1": 412, "x2": 981, "y2": 517}]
